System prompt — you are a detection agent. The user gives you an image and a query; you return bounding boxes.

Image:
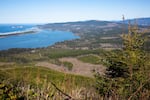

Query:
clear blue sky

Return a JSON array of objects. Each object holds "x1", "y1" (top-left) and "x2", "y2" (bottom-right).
[{"x1": 0, "y1": 0, "x2": 150, "y2": 23}]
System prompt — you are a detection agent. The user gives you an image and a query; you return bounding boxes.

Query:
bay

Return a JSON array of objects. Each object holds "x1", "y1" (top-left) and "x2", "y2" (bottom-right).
[{"x1": 0, "y1": 24, "x2": 79, "y2": 50}]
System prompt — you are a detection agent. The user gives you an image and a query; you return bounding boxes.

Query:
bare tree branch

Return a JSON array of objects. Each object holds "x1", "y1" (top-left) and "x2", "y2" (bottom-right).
[{"x1": 50, "y1": 81, "x2": 73, "y2": 100}]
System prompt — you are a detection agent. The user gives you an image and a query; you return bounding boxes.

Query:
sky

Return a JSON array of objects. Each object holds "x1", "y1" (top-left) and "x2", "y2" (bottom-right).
[{"x1": 0, "y1": 0, "x2": 150, "y2": 23}]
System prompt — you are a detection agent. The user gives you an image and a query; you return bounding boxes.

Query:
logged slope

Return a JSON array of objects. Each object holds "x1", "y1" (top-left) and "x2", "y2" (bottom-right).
[{"x1": 36, "y1": 57, "x2": 105, "y2": 77}]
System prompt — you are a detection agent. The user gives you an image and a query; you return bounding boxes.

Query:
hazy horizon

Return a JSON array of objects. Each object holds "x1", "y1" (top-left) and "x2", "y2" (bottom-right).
[{"x1": 0, "y1": 0, "x2": 150, "y2": 23}]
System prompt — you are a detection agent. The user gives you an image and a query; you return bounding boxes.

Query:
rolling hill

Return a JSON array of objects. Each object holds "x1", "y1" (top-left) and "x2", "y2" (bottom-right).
[{"x1": 38, "y1": 19, "x2": 150, "y2": 50}]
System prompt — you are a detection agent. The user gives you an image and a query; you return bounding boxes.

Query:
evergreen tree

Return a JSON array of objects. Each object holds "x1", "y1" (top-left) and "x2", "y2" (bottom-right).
[{"x1": 95, "y1": 21, "x2": 150, "y2": 99}]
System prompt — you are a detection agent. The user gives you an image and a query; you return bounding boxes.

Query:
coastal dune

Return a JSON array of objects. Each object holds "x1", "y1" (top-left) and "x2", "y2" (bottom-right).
[{"x1": 0, "y1": 27, "x2": 39, "y2": 37}]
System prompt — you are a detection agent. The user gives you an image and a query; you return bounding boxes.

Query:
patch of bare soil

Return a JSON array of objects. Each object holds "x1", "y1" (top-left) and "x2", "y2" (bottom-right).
[{"x1": 36, "y1": 58, "x2": 106, "y2": 77}]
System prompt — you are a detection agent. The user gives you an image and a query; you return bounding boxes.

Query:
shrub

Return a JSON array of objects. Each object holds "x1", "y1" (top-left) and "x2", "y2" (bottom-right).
[{"x1": 62, "y1": 61, "x2": 73, "y2": 71}]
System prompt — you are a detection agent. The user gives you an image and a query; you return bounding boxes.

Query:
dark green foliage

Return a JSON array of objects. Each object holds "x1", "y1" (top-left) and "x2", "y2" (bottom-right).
[
  {"x1": 106, "y1": 60, "x2": 128, "y2": 78},
  {"x1": 103, "y1": 50, "x2": 129, "y2": 78},
  {"x1": 95, "y1": 74, "x2": 112, "y2": 96}
]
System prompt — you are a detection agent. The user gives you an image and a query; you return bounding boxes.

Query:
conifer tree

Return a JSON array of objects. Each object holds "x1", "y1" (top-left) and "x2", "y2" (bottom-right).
[{"x1": 95, "y1": 20, "x2": 150, "y2": 99}]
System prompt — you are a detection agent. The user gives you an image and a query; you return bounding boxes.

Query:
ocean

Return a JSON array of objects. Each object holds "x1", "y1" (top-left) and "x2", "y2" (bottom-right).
[{"x1": 0, "y1": 24, "x2": 79, "y2": 50}]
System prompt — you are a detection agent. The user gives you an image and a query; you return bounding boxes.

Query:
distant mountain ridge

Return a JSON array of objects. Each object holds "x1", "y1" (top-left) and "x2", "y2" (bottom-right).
[
  {"x1": 38, "y1": 17, "x2": 150, "y2": 30},
  {"x1": 118, "y1": 17, "x2": 150, "y2": 26},
  {"x1": 38, "y1": 20, "x2": 120, "y2": 32},
  {"x1": 46, "y1": 20, "x2": 112, "y2": 25}
]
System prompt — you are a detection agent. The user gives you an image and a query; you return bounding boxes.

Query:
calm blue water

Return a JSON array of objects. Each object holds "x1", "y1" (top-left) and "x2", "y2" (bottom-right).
[
  {"x1": 0, "y1": 24, "x2": 79, "y2": 50},
  {"x1": 0, "y1": 24, "x2": 34, "y2": 33}
]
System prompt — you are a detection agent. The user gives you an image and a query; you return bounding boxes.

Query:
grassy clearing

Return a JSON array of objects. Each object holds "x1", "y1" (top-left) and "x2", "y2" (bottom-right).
[{"x1": 78, "y1": 54, "x2": 102, "y2": 64}]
